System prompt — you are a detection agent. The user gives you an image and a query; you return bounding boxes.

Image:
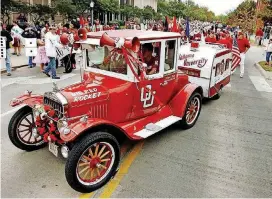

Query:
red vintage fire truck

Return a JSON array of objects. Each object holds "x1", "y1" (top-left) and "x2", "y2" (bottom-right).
[{"x1": 8, "y1": 29, "x2": 203, "y2": 193}]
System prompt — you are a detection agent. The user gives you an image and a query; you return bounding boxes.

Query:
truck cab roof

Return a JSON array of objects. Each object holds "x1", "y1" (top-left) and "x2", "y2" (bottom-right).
[{"x1": 86, "y1": 30, "x2": 181, "y2": 41}]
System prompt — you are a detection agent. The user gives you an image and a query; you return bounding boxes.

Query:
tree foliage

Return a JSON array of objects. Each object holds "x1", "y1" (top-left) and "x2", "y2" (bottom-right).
[
  {"x1": 157, "y1": 0, "x2": 216, "y2": 21},
  {"x1": 257, "y1": 0, "x2": 272, "y2": 24},
  {"x1": 142, "y1": 6, "x2": 156, "y2": 20},
  {"x1": 226, "y1": 0, "x2": 256, "y2": 33},
  {"x1": 53, "y1": 0, "x2": 76, "y2": 20},
  {"x1": 1, "y1": 0, "x2": 21, "y2": 23},
  {"x1": 97, "y1": 0, "x2": 119, "y2": 13},
  {"x1": 29, "y1": 4, "x2": 55, "y2": 23}
]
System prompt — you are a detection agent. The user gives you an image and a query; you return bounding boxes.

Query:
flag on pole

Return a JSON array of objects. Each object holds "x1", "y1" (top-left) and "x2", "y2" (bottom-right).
[
  {"x1": 172, "y1": 16, "x2": 178, "y2": 32},
  {"x1": 231, "y1": 37, "x2": 241, "y2": 71},
  {"x1": 185, "y1": 17, "x2": 190, "y2": 38}
]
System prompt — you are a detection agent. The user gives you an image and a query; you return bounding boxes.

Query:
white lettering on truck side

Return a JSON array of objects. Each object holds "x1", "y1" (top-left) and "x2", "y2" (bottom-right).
[{"x1": 74, "y1": 92, "x2": 102, "y2": 102}]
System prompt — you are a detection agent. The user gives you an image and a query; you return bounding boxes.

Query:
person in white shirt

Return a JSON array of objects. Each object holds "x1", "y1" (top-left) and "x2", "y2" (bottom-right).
[
  {"x1": 265, "y1": 38, "x2": 272, "y2": 66},
  {"x1": 43, "y1": 26, "x2": 62, "y2": 79}
]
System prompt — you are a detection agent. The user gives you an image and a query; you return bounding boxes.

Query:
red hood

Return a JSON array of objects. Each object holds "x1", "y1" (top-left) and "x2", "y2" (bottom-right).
[{"x1": 60, "y1": 72, "x2": 128, "y2": 108}]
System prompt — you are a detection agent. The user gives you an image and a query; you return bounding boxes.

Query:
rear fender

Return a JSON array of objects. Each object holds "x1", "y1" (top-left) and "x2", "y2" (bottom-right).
[
  {"x1": 60, "y1": 118, "x2": 128, "y2": 142},
  {"x1": 10, "y1": 94, "x2": 43, "y2": 108},
  {"x1": 169, "y1": 83, "x2": 203, "y2": 118}
]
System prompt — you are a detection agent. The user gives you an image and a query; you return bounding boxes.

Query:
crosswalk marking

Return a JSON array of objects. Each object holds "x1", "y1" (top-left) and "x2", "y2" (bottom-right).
[
  {"x1": 1, "y1": 73, "x2": 76, "y2": 88},
  {"x1": 249, "y1": 76, "x2": 272, "y2": 93}
]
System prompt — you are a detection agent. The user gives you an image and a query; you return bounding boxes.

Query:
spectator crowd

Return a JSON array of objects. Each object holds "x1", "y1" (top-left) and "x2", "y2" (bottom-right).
[{"x1": 1, "y1": 17, "x2": 272, "y2": 78}]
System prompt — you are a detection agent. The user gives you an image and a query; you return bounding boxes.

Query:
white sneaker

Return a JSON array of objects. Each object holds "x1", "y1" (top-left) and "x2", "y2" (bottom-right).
[{"x1": 240, "y1": 74, "x2": 243, "y2": 78}]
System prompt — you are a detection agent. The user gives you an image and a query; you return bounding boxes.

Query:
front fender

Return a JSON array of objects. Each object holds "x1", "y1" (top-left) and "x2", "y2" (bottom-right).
[
  {"x1": 169, "y1": 83, "x2": 202, "y2": 118},
  {"x1": 60, "y1": 118, "x2": 127, "y2": 142},
  {"x1": 10, "y1": 94, "x2": 43, "y2": 108}
]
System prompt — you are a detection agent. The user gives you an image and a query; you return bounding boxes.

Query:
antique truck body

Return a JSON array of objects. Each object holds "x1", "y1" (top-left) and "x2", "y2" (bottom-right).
[{"x1": 8, "y1": 29, "x2": 203, "y2": 193}]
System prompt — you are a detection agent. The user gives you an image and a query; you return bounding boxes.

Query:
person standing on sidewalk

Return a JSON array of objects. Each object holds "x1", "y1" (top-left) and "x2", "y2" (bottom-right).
[
  {"x1": 237, "y1": 31, "x2": 251, "y2": 78},
  {"x1": 265, "y1": 39, "x2": 272, "y2": 66},
  {"x1": 1, "y1": 23, "x2": 13, "y2": 76},
  {"x1": 255, "y1": 28, "x2": 264, "y2": 46},
  {"x1": 11, "y1": 21, "x2": 22, "y2": 56},
  {"x1": 43, "y1": 26, "x2": 61, "y2": 79}
]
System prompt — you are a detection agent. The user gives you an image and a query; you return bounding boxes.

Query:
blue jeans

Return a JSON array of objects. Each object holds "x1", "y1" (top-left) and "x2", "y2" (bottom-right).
[
  {"x1": 266, "y1": 52, "x2": 272, "y2": 62},
  {"x1": 28, "y1": 56, "x2": 32, "y2": 67},
  {"x1": 5, "y1": 49, "x2": 11, "y2": 73},
  {"x1": 44, "y1": 57, "x2": 57, "y2": 78}
]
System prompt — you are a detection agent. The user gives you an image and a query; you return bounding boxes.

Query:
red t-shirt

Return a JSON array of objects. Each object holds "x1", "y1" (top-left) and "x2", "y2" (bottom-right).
[
  {"x1": 56, "y1": 29, "x2": 62, "y2": 35},
  {"x1": 218, "y1": 38, "x2": 232, "y2": 49},
  {"x1": 194, "y1": 33, "x2": 201, "y2": 41},
  {"x1": 256, "y1": 29, "x2": 264, "y2": 37},
  {"x1": 237, "y1": 38, "x2": 250, "y2": 53},
  {"x1": 226, "y1": 36, "x2": 233, "y2": 45},
  {"x1": 205, "y1": 37, "x2": 217, "y2": 43}
]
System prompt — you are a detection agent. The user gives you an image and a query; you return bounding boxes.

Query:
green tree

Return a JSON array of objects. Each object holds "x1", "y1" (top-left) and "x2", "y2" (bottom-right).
[
  {"x1": 157, "y1": 0, "x2": 170, "y2": 16},
  {"x1": 71, "y1": 0, "x2": 90, "y2": 16},
  {"x1": 1, "y1": 0, "x2": 20, "y2": 24},
  {"x1": 120, "y1": 5, "x2": 142, "y2": 20},
  {"x1": 227, "y1": 0, "x2": 256, "y2": 33},
  {"x1": 53, "y1": 0, "x2": 76, "y2": 21},
  {"x1": 97, "y1": 0, "x2": 119, "y2": 24},
  {"x1": 216, "y1": 14, "x2": 228, "y2": 24},
  {"x1": 98, "y1": 0, "x2": 119, "y2": 14},
  {"x1": 29, "y1": 4, "x2": 55, "y2": 24},
  {"x1": 168, "y1": 1, "x2": 186, "y2": 18},
  {"x1": 258, "y1": 0, "x2": 272, "y2": 24},
  {"x1": 142, "y1": 6, "x2": 155, "y2": 20}
]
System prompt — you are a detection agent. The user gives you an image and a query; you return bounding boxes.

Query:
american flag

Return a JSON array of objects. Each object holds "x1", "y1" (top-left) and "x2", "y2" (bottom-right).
[{"x1": 231, "y1": 37, "x2": 241, "y2": 71}]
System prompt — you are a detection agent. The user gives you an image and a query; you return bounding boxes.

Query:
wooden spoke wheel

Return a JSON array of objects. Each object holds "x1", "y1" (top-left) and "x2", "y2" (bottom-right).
[
  {"x1": 181, "y1": 92, "x2": 202, "y2": 129},
  {"x1": 186, "y1": 96, "x2": 200, "y2": 125},
  {"x1": 76, "y1": 142, "x2": 114, "y2": 185},
  {"x1": 8, "y1": 107, "x2": 47, "y2": 151},
  {"x1": 65, "y1": 132, "x2": 120, "y2": 193}
]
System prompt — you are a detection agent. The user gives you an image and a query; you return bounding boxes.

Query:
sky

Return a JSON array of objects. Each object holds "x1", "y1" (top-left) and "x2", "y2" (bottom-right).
[{"x1": 190, "y1": 0, "x2": 246, "y2": 16}]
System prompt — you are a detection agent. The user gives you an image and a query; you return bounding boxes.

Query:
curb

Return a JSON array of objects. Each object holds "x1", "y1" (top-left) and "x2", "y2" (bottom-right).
[
  {"x1": 1, "y1": 64, "x2": 28, "y2": 74},
  {"x1": 254, "y1": 62, "x2": 272, "y2": 80}
]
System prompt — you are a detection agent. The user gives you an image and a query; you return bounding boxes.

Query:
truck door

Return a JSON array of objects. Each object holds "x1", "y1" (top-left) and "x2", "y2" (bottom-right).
[{"x1": 130, "y1": 39, "x2": 178, "y2": 120}]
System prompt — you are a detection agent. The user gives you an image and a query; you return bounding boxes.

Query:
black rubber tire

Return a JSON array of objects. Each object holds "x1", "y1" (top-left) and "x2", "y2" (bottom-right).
[
  {"x1": 8, "y1": 106, "x2": 47, "y2": 151},
  {"x1": 180, "y1": 92, "x2": 202, "y2": 130},
  {"x1": 65, "y1": 132, "x2": 120, "y2": 193}
]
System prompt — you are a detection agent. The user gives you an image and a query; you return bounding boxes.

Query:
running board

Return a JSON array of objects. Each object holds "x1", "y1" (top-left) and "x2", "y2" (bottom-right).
[{"x1": 134, "y1": 116, "x2": 182, "y2": 138}]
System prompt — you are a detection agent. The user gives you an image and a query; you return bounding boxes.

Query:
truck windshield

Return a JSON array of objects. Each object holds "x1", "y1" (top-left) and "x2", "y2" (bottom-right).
[{"x1": 86, "y1": 46, "x2": 127, "y2": 75}]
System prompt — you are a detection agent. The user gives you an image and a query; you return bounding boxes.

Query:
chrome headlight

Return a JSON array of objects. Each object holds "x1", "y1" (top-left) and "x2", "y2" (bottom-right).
[
  {"x1": 57, "y1": 119, "x2": 71, "y2": 135},
  {"x1": 34, "y1": 110, "x2": 40, "y2": 117}
]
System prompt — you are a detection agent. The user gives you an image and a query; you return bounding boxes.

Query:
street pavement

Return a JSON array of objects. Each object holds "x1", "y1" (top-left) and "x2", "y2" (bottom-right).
[
  {"x1": 1, "y1": 46, "x2": 272, "y2": 198},
  {"x1": 1, "y1": 48, "x2": 28, "y2": 71}
]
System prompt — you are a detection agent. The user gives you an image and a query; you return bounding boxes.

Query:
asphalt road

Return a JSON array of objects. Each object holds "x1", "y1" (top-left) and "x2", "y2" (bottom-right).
[{"x1": 1, "y1": 46, "x2": 272, "y2": 198}]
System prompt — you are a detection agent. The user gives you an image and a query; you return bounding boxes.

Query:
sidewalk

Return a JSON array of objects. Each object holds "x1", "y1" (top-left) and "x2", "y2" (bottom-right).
[
  {"x1": 1, "y1": 48, "x2": 28, "y2": 73},
  {"x1": 250, "y1": 45, "x2": 272, "y2": 80}
]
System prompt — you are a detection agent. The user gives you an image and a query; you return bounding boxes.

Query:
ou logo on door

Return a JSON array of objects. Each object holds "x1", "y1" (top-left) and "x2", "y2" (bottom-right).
[{"x1": 140, "y1": 85, "x2": 156, "y2": 108}]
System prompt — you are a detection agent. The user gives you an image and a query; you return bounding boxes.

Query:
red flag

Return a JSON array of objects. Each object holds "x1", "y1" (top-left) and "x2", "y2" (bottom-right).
[
  {"x1": 172, "y1": 16, "x2": 178, "y2": 32},
  {"x1": 231, "y1": 37, "x2": 241, "y2": 71}
]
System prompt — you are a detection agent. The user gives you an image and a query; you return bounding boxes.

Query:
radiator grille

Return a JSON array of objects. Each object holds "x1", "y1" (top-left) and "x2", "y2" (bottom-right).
[{"x1": 43, "y1": 92, "x2": 64, "y2": 118}]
